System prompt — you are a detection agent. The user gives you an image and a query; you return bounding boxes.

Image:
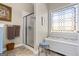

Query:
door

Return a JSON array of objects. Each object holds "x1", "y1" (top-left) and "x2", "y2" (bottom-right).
[{"x1": 26, "y1": 14, "x2": 35, "y2": 47}]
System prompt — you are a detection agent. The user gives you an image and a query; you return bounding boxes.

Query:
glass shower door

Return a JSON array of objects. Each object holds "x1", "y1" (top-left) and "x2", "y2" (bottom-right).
[{"x1": 26, "y1": 14, "x2": 35, "y2": 48}]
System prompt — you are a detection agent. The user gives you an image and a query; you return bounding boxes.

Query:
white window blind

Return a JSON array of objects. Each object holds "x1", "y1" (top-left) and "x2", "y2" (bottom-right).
[{"x1": 51, "y1": 5, "x2": 78, "y2": 32}]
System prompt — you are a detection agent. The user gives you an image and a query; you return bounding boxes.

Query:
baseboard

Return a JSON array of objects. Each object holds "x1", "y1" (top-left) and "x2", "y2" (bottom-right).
[
  {"x1": 23, "y1": 44, "x2": 34, "y2": 51},
  {"x1": 3, "y1": 44, "x2": 24, "y2": 52},
  {"x1": 23, "y1": 44, "x2": 38, "y2": 55},
  {"x1": 15, "y1": 44, "x2": 24, "y2": 48},
  {"x1": 3, "y1": 48, "x2": 6, "y2": 52}
]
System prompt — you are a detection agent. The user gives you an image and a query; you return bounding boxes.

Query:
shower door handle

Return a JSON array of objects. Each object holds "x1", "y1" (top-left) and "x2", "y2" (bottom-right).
[{"x1": 28, "y1": 26, "x2": 32, "y2": 30}]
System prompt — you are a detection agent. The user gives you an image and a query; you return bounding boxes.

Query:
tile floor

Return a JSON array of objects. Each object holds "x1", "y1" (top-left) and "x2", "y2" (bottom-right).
[
  {"x1": 0, "y1": 46, "x2": 33, "y2": 56},
  {"x1": 0, "y1": 46, "x2": 63, "y2": 56}
]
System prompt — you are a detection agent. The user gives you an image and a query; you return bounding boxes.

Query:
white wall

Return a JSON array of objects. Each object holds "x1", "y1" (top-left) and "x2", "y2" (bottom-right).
[
  {"x1": 0, "y1": 3, "x2": 34, "y2": 48},
  {"x1": 47, "y1": 3, "x2": 71, "y2": 12},
  {"x1": 34, "y1": 3, "x2": 48, "y2": 52}
]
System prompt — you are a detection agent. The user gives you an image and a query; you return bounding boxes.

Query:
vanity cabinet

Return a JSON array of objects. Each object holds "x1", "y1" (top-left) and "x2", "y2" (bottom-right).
[{"x1": 0, "y1": 24, "x2": 5, "y2": 53}]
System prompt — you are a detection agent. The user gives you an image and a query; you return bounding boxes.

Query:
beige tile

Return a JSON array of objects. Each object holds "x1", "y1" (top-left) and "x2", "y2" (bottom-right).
[
  {"x1": 4, "y1": 46, "x2": 33, "y2": 56},
  {"x1": 1, "y1": 46, "x2": 62, "y2": 56}
]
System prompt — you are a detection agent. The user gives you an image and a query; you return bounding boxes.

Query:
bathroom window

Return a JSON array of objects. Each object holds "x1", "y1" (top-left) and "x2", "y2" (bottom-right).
[{"x1": 50, "y1": 4, "x2": 78, "y2": 32}]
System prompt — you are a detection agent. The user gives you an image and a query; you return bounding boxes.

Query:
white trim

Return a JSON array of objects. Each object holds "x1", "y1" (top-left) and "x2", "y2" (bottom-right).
[{"x1": 14, "y1": 44, "x2": 24, "y2": 48}]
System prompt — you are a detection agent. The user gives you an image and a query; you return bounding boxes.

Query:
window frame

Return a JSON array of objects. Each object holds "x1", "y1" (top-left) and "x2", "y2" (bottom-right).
[{"x1": 49, "y1": 4, "x2": 78, "y2": 33}]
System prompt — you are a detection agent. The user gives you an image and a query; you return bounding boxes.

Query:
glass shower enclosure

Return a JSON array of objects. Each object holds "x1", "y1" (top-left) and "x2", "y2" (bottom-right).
[{"x1": 23, "y1": 13, "x2": 35, "y2": 48}]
